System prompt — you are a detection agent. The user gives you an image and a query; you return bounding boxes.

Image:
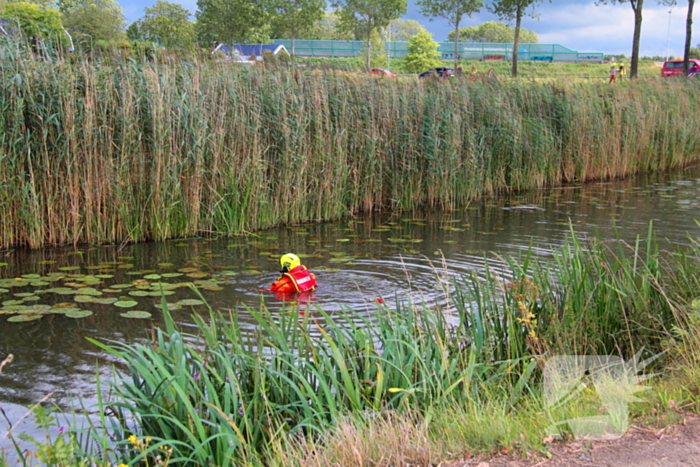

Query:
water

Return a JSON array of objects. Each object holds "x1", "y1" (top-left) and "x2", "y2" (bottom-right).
[{"x1": 1, "y1": 166, "x2": 700, "y2": 413}]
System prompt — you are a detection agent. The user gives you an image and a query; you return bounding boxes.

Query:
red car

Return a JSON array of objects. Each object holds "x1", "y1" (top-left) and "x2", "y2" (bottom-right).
[
  {"x1": 369, "y1": 68, "x2": 397, "y2": 77},
  {"x1": 661, "y1": 59, "x2": 700, "y2": 77}
]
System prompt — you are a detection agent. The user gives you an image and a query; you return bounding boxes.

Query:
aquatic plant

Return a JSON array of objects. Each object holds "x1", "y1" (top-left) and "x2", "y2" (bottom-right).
[{"x1": 0, "y1": 43, "x2": 699, "y2": 248}]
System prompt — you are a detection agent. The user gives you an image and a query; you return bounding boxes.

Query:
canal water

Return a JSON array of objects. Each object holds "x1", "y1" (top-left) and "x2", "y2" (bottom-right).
[{"x1": 1, "y1": 166, "x2": 700, "y2": 414}]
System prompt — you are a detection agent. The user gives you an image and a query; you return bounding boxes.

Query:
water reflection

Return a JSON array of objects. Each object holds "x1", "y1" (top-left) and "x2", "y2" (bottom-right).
[{"x1": 1, "y1": 166, "x2": 700, "y2": 409}]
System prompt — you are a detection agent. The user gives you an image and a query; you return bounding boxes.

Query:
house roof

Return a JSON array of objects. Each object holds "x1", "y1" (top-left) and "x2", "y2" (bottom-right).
[{"x1": 213, "y1": 43, "x2": 288, "y2": 58}]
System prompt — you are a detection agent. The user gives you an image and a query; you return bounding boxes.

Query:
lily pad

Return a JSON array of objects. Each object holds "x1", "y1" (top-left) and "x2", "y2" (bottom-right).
[
  {"x1": 114, "y1": 300, "x2": 138, "y2": 308},
  {"x1": 74, "y1": 295, "x2": 96, "y2": 303},
  {"x1": 94, "y1": 297, "x2": 118, "y2": 305},
  {"x1": 65, "y1": 310, "x2": 93, "y2": 318},
  {"x1": 161, "y1": 273, "x2": 183, "y2": 278},
  {"x1": 21, "y1": 274, "x2": 42, "y2": 279},
  {"x1": 147, "y1": 290, "x2": 175, "y2": 296},
  {"x1": 120, "y1": 311, "x2": 152, "y2": 319},
  {"x1": 128, "y1": 290, "x2": 151, "y2": 297},
  {"x1": 58, "y1": 266, "x2": 81, "y2": 271},
  {"x1": 177, "y1": 299, "x2": 204, "y2": 307},
  {"x1": 7, "y1": 314, "x2": 43, "y2": 322},
  {"x1": 143, "y1": 274, "x2": 162, "y2": 280}
]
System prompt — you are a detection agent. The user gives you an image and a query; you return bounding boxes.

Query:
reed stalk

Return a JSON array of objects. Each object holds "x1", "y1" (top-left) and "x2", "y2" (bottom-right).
[{"x1": 1, "y1": 41, "x2": 699, "y2": 249}]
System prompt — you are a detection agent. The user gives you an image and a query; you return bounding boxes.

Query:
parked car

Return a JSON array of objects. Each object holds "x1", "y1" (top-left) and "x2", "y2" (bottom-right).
[
  {"x1": 661, "y1": 59, "x2": 700, "y2": 77},
  {"x1": 369, "y1": 68, "x2": 397, "y2": 77},
  {"x1": 419, "y1": 67, "x2": 455, "y2": 79}
]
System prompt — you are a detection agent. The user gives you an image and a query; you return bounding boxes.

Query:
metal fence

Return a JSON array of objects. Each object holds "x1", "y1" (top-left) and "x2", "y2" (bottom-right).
[{"x1": 273, "y1": 39, "x2": 604, "y2": 63}]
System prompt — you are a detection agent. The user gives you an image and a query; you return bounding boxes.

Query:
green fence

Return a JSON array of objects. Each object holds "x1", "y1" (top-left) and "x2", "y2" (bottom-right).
[{"x1": 273, "y1": 39, "x2": 604, "y2": 63}]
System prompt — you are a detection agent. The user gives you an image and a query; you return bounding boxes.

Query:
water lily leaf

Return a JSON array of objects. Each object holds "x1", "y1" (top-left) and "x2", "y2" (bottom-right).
[
  {"x1": 21, "y1": 296, "x2": 41, "y2": 302},
  {"x1": 143, "y1": 274, "x2": 162, "y2": 280},
  {"x1": 154, "y1": 302, "x2": 182, "y2": 311},
  {"x1": 95, "y1": 274, "x2": 114, "y2": 279},
  {"x1": 21, "y1": 274, "x2": 41, "y2": 279},
  {"x1": 110, "y1": 284, "x2": 133, "y2": 289},
  {"x1": 178, "y1": 267, "x2": 200, "y2": 273},
  {"x1": 0, "y1": 263, "x2": 8, "y2": 267},
  {"x1": 147, "y1": 290, "x2": 175, "y2": 296},
  {"x1": 186, "y1": 272, "x2": 209, "y2": 279},
  {"x1": 128, "y1": 290, "x2": 151, "y2": 297},
  {"x1": 13, "y1": 293, "x2": 36, "y2": 298},
  {"x1": 161, "y1": 273, "x2": 183, "y2": 278},
  {"x1": 76, "y1": 288, "x2": 102, "y2": 296},
  {"x1": 65, "y1": 310, "x2": 93, "y2": 318},
  {"x1": 3, "y1": 300, "x2": 24, "y2": 306},
  {"x1": 74, "y1": 295, "x2": 96, "y2": 303},
  {"x1": 114, "y1": 300, "x2": 138, "y2": 308},
  {"x1": 177, "y1": 299, "x2": 204, "y2": 307},
  {"x1": 336, "y1": 239, "x2": 350, "y2": 242},
  {"x1": 0, "y1": 288, "x2": 9, "y2": 293},
  {"x1": 7, "y1": 314, "x2": 43, "y2": 322},
  {"x1": 120, "y1": 311, "x2": 152, "y2": 319},
  {"x1": 94, "y1": 297, "x2": 118, "y2": 305},
  {"x1": 58, "y1": 266, "x2": 81, "y2": 271}
]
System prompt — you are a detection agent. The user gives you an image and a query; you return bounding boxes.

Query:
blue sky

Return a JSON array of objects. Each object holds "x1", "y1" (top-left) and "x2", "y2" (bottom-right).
[{"x1": 118, "y1": 0, "x2": 700, "y2": 58}]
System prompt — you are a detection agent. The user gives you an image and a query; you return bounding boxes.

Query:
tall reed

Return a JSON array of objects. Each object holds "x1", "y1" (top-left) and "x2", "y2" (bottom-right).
[{"x1": 2, "y1": 40, "x2": 699, "y2": 248}]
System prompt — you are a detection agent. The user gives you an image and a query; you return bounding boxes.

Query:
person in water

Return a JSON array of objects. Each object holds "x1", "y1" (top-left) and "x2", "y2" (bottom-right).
[{"x1": 270, "y1": 253, "x2": 317, "y2": 294}]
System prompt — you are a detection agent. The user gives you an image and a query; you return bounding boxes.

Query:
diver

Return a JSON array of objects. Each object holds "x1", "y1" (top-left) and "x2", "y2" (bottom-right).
[{"x1": 270, "y1": 253, "x2": 317, "y2": 294}]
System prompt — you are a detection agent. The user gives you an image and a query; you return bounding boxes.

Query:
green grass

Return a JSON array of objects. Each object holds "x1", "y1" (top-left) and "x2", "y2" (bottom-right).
[{"x1": 1, "y1": 38, "x2": 699, "y2": 249}]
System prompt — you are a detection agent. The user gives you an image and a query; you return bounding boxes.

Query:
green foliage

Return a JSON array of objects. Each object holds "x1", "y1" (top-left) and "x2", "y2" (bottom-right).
[
  {"x1": 269, "y1": 0, "x2": 326, "y2": 41},
  {"x1": 333, "y1": 0, "x2": 407, "y2": 68},
  {"x1": 386, "y1": 18, "x2": 427, "y2": 41},
  {"x1": 401, "y1": 30, "x2": 441, "y2": 72},
  {"x1": 305, "y1": 11, "x2": 354, "y2": 40},
  {"x1": 448, "y1": 20, "x2": 538, "y2": 43},
  {"x1": 60, "y1": 0, "x2": 126, "y2": 42},
  {"x1": 133, "y1": 0, "x2": 195, "y2": 52},
  {"x1": 0, "y1": 2, "x2": 64, "y2": 42},
  {"x1": 416, "y1": 0, "x2": 483, "y2": 62},
  {"x1": 195, "y1": 0, "x2": 270, "y2": 46}
]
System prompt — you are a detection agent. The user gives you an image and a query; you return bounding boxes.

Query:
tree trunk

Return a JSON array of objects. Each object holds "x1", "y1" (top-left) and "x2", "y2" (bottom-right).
[
  {"x1": 630, "y1": 0, "x2": 643, "y2": 79},
  {"x1": 512, "y1": 5, "x2": 522, "y2": 77},
  {"x1": 366, "y1": 28, "x2": 372, "y2": 70},
  {"x1": 454, "y1": 15, "x2": 460, "y2": 67},
  {"x1": 684, "y1": 0, "x2": 694, "y2": 75}
]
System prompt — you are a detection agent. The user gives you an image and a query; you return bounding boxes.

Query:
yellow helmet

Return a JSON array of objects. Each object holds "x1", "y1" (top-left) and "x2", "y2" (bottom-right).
[{"x1": 280, "y1": 253, "x2": 301, "y2": 273}]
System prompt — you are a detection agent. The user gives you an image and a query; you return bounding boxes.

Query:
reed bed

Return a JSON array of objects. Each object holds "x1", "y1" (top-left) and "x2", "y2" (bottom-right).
[
  {"x1": 80, "y1": 226, "x2": 700, "y2": 466},
  {"x1": 1, "y1": 40, "x2": 700, "y2": 248}
]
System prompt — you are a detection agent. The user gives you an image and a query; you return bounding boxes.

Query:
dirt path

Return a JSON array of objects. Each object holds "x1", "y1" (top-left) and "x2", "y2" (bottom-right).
[{"x1": 449, "y1": 415, "x2": 700, "y2": 467}]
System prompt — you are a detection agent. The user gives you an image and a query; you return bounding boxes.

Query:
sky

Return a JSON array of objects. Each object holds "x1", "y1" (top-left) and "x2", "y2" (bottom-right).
[{"x1": 118, "y1": 0, "x2": 700, "y2": 59}]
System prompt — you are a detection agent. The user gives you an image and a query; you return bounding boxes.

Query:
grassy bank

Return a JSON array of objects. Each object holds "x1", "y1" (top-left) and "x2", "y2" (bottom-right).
[
  {"x1": 1, "y1": 43, "x2": 700, "y2": 248},
  {"x1": 7, "y1": 226, "x2": 697, "y2": 466}
]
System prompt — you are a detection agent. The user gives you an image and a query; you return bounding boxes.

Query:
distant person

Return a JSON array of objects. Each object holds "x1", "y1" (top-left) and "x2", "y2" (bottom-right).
[
  {"x1": 270, "y1": 253, "x2": 317, "y2": 294},
  {"x1": 618, "y1": 65, "x2": 626, "y2": 80},
  {"x1": 609, "y1": 65, "x2": 617, "y2": 84}
]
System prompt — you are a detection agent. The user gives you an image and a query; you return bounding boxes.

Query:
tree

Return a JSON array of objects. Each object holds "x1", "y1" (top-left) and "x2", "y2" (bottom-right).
[
  {"x1": 489, "y1": 0, "x2": 546, "y2": 78},
  {"x1": 595, "y1": 0, "x2": 675, "y2": 79},
  {"x1": 60, "y1": 0, "x2": 126, "y2": 43},
  {"x1": 269, "y1": 0, "x2": 326, "y2": 56},
  {"x1": 448, "y1": 20, "x2": 538, "y2": 43},
  {"x1": 332, "y1": 0, "x2": 407, "y2": 69},
  {"x1": 682, "y1": 0, "x2": 694, "y2": 74},
  {"x1": 195, "y1": 0, "x2": 270, "y2": 47},
  {"x1": 385, "y1": 18, "x2": 427, "y2": 41},
  {"x1": 401, "y1": 30, "x2": 442, "y2": 72},
  {"x1": 0, "y1": 2, "x2": 65, "y2": 43},
  {"x1": 131, "y1": 0, "x2": 194, "y2": 52},
  {"x1": 305, "y1": 11, "x2": 354, "y2": 40},
  {"x1": 416, "y1": 0, "x2": 483, "y2": 66}
]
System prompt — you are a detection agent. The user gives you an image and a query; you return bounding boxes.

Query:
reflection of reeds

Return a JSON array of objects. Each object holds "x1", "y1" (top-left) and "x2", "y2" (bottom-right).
[{"x1": 2, "y1": 47, "x2": 699, "y2": 248}]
